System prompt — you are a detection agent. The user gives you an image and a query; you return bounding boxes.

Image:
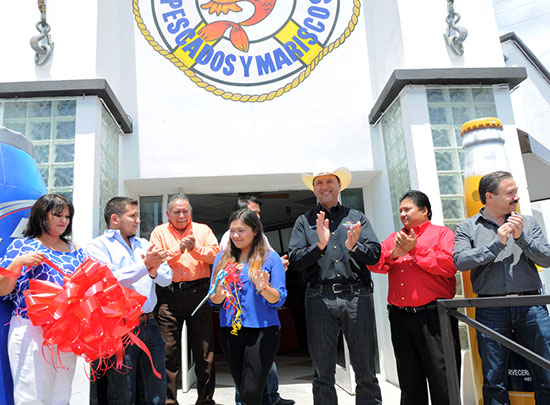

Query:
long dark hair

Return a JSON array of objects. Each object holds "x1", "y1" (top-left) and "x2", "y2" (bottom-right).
[
  {"x1": 24, "y1": 194, "x2": 75, "y2": 242},
  {"x1": 214, "y1": 209, "x2": 267, "y2": 282}
]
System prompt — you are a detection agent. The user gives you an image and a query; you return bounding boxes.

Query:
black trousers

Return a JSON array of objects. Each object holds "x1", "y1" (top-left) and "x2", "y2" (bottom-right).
[
  {"x1": 156, "y1": 280, "x2": 215, "y2": 405},
  {"x1": 220, "y1": 326, "x2": 280, "y2": 405},
  {"x1": 389, "y1": 306, "x2": 461, "y2": 405}
]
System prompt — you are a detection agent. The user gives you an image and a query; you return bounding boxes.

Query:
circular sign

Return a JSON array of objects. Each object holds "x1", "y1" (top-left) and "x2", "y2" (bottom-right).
[{"x1": 134, "y1": 0, "x2": 361, "y2": 102}]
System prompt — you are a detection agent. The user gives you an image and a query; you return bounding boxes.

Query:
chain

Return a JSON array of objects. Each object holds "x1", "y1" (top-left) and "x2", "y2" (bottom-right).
[
  {"x1": 444, "y1": 0, "x2": 468, "y2": 56},
  {"x1": 37, "y1": 0, "x2": 46, "y2": 15},
  {"x1": 30, "y1": 0, "x2": 54, "y2": 65}
]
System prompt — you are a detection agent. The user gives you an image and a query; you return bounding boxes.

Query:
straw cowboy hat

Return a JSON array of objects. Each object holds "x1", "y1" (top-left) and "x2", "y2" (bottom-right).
[{"x1": 301, "y1": 166, "x2": 352, "y2": 191}]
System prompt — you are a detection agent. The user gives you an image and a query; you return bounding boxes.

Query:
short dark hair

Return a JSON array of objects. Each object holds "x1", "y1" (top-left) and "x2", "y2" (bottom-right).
[
  {"x1": 104, "y1": 197, "x2": 138, "y2": 226},
  {"x1": 24, "y1": 194, "x2": 75, "y2": 242},
  {"x1": 167, "y1": 193, "x2": 191, "y2": 211},
  {"x1": 479, "y1": 171, "x2": 513, "y2": 204},
  {"x1": 400, "y1": 190, "x2": 432, "y2": 220},
  {"x1": 234, "y1": 195, "x2": 262, "y2": 211}
]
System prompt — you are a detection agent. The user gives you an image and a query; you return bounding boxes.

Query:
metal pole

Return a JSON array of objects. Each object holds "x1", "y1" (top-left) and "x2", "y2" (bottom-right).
[
  {"x1": 451, "y1": 309, "x2": 550, "y2": 370},
  {"x1": 437, "y1": 301, "x2": 461, "y2": 405}
]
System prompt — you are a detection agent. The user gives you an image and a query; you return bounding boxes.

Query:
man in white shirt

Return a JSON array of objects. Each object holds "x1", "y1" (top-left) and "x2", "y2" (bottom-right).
[{"x1": 86, "y1": 196, "x2": 173, "y2": 404}]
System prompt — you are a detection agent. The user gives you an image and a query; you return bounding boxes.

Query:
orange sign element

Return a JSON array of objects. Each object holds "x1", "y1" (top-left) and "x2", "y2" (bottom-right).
[
  {"x1": 199, "y1": 0, "x2": 278, "y2": 52},
  {"x1": 461, "y1": 117, "x2": 503, "y2": 136},
  {"x1": 462, "y1": 173, "x2": 485, "y2": 405},
  {"x1": 464, "y1": 175, "x2": 483, "y2": 218}
]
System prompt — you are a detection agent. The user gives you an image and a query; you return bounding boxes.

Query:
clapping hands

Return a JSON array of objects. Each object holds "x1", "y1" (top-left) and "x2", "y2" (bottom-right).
[
  {"x1": 498, "y1": 212, "x2": 524, "y2": 244},
  {"x1": 254, "y1": 270, "x2": 271, "y2": 293},
  {"x1": 143, "y1": 245, "x2": 169, "y2": 277},
  {"x1": 391, "y1": 229, "x2": 417, "y2": 259}
]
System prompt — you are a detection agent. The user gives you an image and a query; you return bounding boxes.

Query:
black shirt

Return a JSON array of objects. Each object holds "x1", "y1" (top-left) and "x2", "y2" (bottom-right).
[{"x1": 288, "y1": 203, "x2": 381, "y2": 284}]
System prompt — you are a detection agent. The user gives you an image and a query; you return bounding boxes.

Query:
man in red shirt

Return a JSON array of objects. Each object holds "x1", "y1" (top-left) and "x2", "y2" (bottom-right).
[{"x1": 368, "y1": 190, "x2": 460, "y2": 405}]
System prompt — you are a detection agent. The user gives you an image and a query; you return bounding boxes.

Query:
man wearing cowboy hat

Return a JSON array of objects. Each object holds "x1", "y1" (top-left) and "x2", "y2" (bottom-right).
[{"x1": 288, "y1": 166, "x2": 382, "y2": 404}]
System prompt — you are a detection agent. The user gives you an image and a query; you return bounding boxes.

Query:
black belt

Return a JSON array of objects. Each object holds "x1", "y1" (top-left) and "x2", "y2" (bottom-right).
[
  {"x1": 477, "y1": 290, "x2": 540, "y2": 298},
  {"x1": 308, "y1": 281, "x2": 371, "y2": 294},
  {"x1": 164, "y1": 278, "x2": 209, "y2": 292},
  {"x1": 388, "y1": 302, "x2": 437, "y2": 314},
  {"x1": 138, "y1": 312, "x2": 155, "y2": 324}
]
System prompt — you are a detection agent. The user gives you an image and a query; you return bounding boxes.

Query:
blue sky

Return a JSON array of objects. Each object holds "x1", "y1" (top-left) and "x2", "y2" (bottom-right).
[{"x1": 494, "y1": 0, "x2": 550, "y2": 69}]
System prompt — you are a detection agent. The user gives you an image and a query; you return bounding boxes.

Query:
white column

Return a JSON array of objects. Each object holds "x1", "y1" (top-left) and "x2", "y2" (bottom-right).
[
  {"x1": 494, "y1": 84, "x2": 533, "y2": 215},
  {"x1": 366, "y1": 125, "x2": 399, "y2": 385},
  {"x1": 72, "y1": 97, "x2": 102, "y2": 245}
]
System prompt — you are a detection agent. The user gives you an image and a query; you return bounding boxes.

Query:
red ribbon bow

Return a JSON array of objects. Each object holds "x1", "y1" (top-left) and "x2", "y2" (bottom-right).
[{"x1": 18, "y1": 257, "x2": 160, "y2": 379}]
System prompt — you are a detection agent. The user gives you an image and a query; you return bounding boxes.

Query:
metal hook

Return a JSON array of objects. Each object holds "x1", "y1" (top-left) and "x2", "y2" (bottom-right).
[
  {"x1": 30, "y1": 18, "x2": 54, "y2": 65},
  {"x1": 444, "y1": 1, "x2": 468, "y2": 56}
]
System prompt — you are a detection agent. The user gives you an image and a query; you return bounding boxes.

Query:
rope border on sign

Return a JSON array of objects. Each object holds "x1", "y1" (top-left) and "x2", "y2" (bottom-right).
[{"x1": 133, "y1": 0, "x2": 361, "y2": 102}]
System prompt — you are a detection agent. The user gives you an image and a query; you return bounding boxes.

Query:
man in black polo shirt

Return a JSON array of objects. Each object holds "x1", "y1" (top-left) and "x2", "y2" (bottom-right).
[{"x1": 289, "y1": 166, "x2": 382, "y2": 404}]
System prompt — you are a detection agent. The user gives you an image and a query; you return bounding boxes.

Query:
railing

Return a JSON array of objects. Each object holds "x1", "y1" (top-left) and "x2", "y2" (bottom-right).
[{"x1": 437, "y1": 295, "x2": 550, "y2": 405}]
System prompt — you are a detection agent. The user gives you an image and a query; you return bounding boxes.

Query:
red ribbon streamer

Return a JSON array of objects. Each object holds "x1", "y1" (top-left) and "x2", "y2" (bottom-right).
[
  {"x1": 0, "y1": 265, "x2": 30, "y2": 278},
  {"x1": 0, "y1": 257, "x2": 65, "y2": 278},
  {"x1": 21, "y1": 257, "x2": 161, "y2": 379},
  {"x1": 219, "y1": 263, "x2": 244, "y2": 334}
]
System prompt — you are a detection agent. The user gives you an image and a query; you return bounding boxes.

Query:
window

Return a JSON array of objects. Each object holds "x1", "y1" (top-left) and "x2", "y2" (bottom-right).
[
  {"x1": 380, "y1": 99, "x2": 411, "y2": 231},
  {"x1": 140, "y1": 196, "x2": 163, "y2": 240},
  {"x1": 99, "y1": 106, "x2": 121, "y2": 234},
  {"x1": 3, "y1": 99, "x2": 77, "y2": 200},
  {"x1": 428, "y1": 86, "x2": 497, "y2": 323},
  {"x1": 427, "y1": 87, "x2": 497, "y2": 230},
  {"x1": 341, "y1": 188, "x2": 365, "y2": 213}
]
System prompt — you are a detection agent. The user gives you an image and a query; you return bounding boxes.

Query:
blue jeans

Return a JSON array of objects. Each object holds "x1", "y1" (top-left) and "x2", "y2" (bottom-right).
[
  {"x1": 90, "y1": 318, "x2": 167, "y2": 405},
  {"x1": 263, "y1": 362, "x2": 281, "y2": 405},
  {"x1": 305, "y1": 285, "x2": 381, "y2": 405},
  {"x1": 235, "y1": 362, "x2": 280, "y2": 405},
  {"x1": 476, "y1": 305, "x2": 550, "y2": 404}
]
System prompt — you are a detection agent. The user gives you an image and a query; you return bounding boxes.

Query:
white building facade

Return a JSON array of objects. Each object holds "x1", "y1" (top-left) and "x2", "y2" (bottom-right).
[{"x1": 1, "y1": 0, "x2": 549, "y2": 400}]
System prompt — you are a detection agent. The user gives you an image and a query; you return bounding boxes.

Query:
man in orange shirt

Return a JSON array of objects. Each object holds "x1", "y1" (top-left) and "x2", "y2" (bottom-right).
[{"x1": 151, "y1": 193, "x2": 220, "y2": 405}]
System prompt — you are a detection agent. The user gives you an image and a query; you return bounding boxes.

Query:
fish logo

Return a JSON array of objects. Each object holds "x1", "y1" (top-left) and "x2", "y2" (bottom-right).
[
  {"x1": 134, "y1": 0, "x2": 361, "y2": 102},
  {"x1": 199, "y1": 1, "x2": 277, "y2": 52}
]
